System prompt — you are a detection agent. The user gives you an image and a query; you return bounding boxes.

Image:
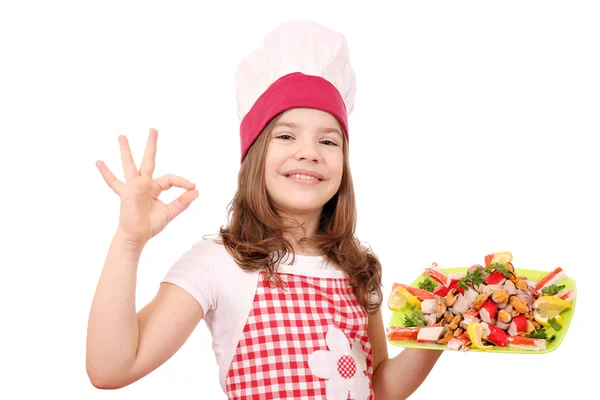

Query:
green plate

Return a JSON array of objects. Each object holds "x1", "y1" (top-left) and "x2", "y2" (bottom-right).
[{"x1": 388, "y1": 267, "x2": 577, "y2": 354}]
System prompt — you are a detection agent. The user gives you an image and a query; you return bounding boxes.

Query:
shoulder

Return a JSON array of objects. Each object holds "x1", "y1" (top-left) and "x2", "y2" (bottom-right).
[
  {"x1": 167, "y1": 234, "x2": 235, "y2": 277},
  {"x1": 184, "y1": 233, "x2": 231, "y2": 260},
  {"x1": 179, "y1": 234, "x2": 251, "y2": 280},
  {"x1": 163, "y1": 234, "x2": 243, "y2": 313}
]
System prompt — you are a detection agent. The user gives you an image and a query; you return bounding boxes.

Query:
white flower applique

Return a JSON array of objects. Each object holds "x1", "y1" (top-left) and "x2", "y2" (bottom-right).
[{"x1": 308, "y1": 327, "x2": 370, "y2": 400}]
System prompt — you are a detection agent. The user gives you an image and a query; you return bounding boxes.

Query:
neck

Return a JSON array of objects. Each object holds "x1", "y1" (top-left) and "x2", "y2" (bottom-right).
[{"x1": 279, "y1": 210, "x2": 322, "y2": 256}]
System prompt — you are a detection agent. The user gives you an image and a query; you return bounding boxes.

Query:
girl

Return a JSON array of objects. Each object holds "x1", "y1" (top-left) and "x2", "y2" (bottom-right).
[{"x1": 86, "y1": 20, "x2": 442, "y2": 399}]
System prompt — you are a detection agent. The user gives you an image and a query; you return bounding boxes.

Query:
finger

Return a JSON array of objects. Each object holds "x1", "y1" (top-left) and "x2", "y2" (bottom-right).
[
  {"x1": 167, "y1": 189, "x2": 199, "y2": 220},
  {"x1": 96, "y1": 160, "x2": 124, "y2": 195},
  {"x1": 139, "y1": 128, "x2": 158, "y2": 177},
  {"x1": 118, "y1": 135, "x2": 139, "y2": 181},
  {"x1": 155, "y1": 174, "x2": 196, "y2": 192}
]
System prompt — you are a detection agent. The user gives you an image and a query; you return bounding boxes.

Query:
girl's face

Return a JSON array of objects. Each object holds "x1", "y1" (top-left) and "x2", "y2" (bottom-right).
[{"x1": 264, "y1": 108, "x2": 344, "y2": 219}]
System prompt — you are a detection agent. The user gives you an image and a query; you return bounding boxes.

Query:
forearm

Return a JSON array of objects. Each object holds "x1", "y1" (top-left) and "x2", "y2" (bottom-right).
[
  {"x1": 86, "y1": 230, "x2": 145, "y2": 384},
  {"x1": 372, "y1": 348, "x2": 443, "y2": 399}
]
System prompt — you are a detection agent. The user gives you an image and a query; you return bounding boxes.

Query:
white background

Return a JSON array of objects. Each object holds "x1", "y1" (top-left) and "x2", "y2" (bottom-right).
[{"x1": 1, "y1": 1, "x2": 599, "y2": 399}]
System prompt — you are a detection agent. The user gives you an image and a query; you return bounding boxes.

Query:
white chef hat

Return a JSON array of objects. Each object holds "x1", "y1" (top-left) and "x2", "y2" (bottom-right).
[{"x1": 235, "y1": 19, "x2": 357, "y2": 162}]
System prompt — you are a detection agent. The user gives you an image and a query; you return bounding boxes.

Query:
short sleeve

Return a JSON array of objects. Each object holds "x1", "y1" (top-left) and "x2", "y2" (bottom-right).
[{"x1": 161, "y1": 239, "x2": 217, "y2": 314}]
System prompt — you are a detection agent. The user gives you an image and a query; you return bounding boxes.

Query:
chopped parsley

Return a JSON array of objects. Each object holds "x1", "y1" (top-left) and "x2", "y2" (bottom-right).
[
  {"x1": 457, "y1": 280, "x2": 469, "y2": 292},
  {"x1": 526, "y1": 327, "x2": 556, "y2": 342},
  {"x1": 458, "y1": 266, "x2": 489, "y2": 291},
  {"x1": 490, "y1": 262, "x2": 512, "y2": 278},
  {"x1": 404, "y1": 304, "x2": 427, "y2": 327},
  {"x1": 541, "y1": 284, "x2": 566, "y2": 296},
  {"x1": 548, "y1": 317, "x2": 563, "y2": 331},
  {"x1": 458, "y1": 262, "x2": 512, "y2": 290},
  {"x1": 418, "y1": 277, "x2": 438, "y2": 292}
]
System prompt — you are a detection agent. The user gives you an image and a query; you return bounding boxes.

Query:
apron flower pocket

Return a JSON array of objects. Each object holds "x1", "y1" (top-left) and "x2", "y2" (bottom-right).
[{"x1": 308, "y1": 326, "x2": 370, "y2": 400}]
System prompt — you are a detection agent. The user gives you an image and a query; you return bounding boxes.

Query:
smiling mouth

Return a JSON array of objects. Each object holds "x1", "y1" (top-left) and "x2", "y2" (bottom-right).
[{"x1": 285, "y1": 173, "x2": 323, "y2": 182}]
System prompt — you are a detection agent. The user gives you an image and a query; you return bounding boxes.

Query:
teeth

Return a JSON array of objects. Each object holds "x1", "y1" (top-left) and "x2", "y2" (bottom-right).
[{"x1": 289, "y1": 174, "x2": 319, "y2": 181}]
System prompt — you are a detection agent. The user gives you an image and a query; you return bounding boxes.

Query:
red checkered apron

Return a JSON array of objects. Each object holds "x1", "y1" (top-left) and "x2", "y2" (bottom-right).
[{"x1": 224, "y1": 267, "x2": 375, "y2": 399}]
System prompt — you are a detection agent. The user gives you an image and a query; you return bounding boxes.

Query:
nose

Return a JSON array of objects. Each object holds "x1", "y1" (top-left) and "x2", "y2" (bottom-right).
[{"x1": 294, "y1": 137, "x2": 321, "y2": 162}]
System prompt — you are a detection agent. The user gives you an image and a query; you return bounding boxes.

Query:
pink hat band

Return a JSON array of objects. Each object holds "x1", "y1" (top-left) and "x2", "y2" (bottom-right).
[{"x1": 239, "y1": 72, "x2": 349, "y2": 162}]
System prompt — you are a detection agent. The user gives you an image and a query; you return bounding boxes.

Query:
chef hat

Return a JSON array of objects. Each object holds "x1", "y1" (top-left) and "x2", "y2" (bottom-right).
[{"x1": 235, "y1": 19, "x2": 357, "y2": 162}]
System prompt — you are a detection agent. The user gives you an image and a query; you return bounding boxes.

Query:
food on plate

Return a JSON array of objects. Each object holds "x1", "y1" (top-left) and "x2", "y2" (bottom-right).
[
  {"x1": 386, "y1": 252, "x2": 575, "y2": 352},
  {"x1": 387, "y1": 285, "x2": 422, "y2": 311}
]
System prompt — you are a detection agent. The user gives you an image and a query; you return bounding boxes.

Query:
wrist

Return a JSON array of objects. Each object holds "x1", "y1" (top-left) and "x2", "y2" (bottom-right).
[{"x1": 113, "y1": 229, "x2": 147, "y2": 254}]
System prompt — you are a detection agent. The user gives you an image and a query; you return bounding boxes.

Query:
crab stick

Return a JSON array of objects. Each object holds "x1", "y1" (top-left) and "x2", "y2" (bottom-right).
[
  {"x1": 507, "y1": 335, "x2": 546, "y2": 351},
  {"x1": 507, "y1": 314, "x2": 528, "y2": 336},
  {"x1": 392, "y1": 283, "x2": 435, "y2": 300},
  {"x1": 433, "y1": 285, "x2": 451, "y2": 297},
  {"x1": 534, "y1": 267, "x2": 565, "y2": 293},
  {"x1": 556, "y1": 288, "x2": 574, "y2": 302},
  {"x1": 486, "y1": 270, "x2": 507, "y2": 286},
  {"x1": 463, "y1": 308, "x2": 480, "y2": 325},
  {"x1": 424, "y1": 263, "x2": 449, "y2": 287},
  {"x1": 417, "y1": 326, "x2": 445, "y2": 343},
  {"x1": 481, "y1": 322, "x2": 509, "y2": 347},
  {"x1": 386, "y1": 326, "x2": 422, "y2": 341},
  {"x1": 479, "y1": 298, "x2": 498, "y2": 324}
]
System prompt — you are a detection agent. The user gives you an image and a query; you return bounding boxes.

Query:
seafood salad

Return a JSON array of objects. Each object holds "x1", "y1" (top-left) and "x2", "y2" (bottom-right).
[{"x1": 386, "y1": 252, "x2": 574, "y2": 352}]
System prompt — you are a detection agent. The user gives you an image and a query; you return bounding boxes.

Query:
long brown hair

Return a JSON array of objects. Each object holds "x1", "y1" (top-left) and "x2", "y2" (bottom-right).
[{"x1": 219, "y1": 112, "x2": 382, "y2": 314}]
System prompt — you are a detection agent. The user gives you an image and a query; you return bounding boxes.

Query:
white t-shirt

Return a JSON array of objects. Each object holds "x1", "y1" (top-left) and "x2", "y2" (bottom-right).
[{"x1": 161, "y1": 235, "x2": 349, "y2": 392}]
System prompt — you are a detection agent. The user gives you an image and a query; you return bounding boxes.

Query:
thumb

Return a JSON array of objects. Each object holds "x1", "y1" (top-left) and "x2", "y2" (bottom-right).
[{"x1": 167, "y1": 189, "x2": 199, "y2": 220}]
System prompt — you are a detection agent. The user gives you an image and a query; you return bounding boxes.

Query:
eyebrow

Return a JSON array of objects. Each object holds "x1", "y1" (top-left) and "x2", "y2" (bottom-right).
[{"x1": 274, "y1": 121, "x2": 344, "y2": 138}]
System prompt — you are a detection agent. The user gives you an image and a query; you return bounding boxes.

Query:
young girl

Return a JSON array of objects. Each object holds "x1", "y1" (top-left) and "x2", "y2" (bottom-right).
[{"x1": 86, "y1": 19, "x2": 442, "y2": 399}]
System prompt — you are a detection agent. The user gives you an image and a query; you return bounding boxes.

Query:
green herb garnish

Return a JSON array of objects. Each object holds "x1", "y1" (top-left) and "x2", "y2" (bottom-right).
[
  {"x1": 490, "y1": 262, "x2": 511, "y2": 278},
  {"x1": 541, "y1": 284, "x2": 566, "y2": 296},
  {"x1": 526, "y1": 328, "x2": 548, "y2": 339},
  {"x1": 404, "y1": 304, "x2": 427, "y2": 327},
  {"x1": 418, "y1": 277, "x2": 438, "y2": 292},
  {"x1": 548, "y1": 317, "x2": 563, "y2": 331},
  {"x1": 526, "y1": 327, "x2": 556, "y2": 342},
  {"x1": 458, "y1": 266, "x2": 489, "y2": 291}
]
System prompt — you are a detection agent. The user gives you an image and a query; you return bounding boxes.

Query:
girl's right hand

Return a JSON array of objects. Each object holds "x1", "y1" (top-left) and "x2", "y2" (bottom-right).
[{"x1": 96, "y1": 128, "x2": 199, "y2": 247}]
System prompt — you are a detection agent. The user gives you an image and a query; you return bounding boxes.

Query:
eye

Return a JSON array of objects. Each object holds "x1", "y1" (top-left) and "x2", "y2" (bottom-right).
[
  {"x1": 275, "y1": 134, "x2": 293, "y2": 140},
  {"x1": 321, "y1": 140, "x2": 338, "y2": 146}
]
